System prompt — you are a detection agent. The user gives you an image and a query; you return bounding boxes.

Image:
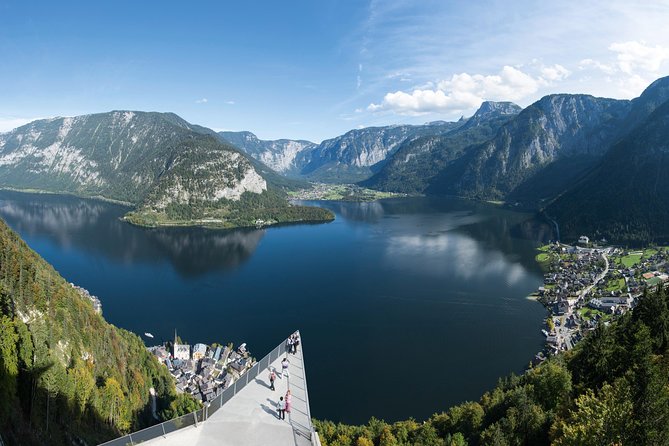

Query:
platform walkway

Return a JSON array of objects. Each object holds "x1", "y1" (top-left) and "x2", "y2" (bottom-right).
[{"x1": 138, "y1": 336, "x2": 315, "y2": 446}]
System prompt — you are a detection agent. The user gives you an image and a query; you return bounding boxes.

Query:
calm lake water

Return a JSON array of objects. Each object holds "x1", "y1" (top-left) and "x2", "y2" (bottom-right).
[{"x1": 0, "y1": 190, "x2": 553, "y2": 424}]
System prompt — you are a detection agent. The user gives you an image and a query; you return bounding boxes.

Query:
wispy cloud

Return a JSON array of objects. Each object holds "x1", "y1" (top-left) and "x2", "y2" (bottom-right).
[
  {"x1": 195, "y1": 98, "x2": 208, "y2": 104},
  {"x1": 225, "y1": 100, "x2": 235, "y2": 105}
]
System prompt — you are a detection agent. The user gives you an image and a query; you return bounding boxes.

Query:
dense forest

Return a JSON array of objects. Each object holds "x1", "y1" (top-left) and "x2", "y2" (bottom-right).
[
  {"x1": 0, "y1": 218, "x2": 196, "y2": 445},
  {"x1": 314, "y1": 287, "x2": 669, "y2": 445}
]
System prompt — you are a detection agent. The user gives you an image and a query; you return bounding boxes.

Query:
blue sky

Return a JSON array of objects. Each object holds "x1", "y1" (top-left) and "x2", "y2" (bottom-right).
[{"x1": 1, "y1": 0, "x2": 669, "y2": 142}]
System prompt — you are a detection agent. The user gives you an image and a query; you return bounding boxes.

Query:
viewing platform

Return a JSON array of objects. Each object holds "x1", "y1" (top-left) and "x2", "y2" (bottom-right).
[{"x1": 100, "y1": 332, "x2": 318, "y2": 446}]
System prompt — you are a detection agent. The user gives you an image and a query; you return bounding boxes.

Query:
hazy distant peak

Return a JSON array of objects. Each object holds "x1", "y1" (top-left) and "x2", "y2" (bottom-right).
[{"x1": 473, "y1": 101, "x2": 522, "y2": 118}]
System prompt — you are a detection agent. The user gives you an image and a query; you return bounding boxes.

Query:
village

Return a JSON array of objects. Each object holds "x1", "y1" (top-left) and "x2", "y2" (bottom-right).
[
  {"x1": 288, "y1": 183, "x2": 401, "y2": 201},
  {"x1": 147, "y1": 334, "x2": 256, "y2": 404},
  {"x1": 532, "y1": 237, "x2": 669, "y2": 363}
]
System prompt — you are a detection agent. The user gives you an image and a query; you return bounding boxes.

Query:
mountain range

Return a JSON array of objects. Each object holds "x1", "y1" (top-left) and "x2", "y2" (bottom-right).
[{"x1": 2, "y1": 76, "x2": 669, "y2": 242}]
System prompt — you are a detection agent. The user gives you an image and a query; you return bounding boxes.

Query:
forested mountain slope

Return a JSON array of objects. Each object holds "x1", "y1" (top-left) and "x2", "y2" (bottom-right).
[{"x1": 0, "y1": 217, "x2": 188, "y2": 445}]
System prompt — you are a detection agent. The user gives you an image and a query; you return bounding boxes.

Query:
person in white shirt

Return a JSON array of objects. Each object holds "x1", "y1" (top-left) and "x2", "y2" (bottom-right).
[
  {"x1": 276, "y1": 396, "x2": 286, "y2": 419},
  {"x1": 293, "y1": 334, "x2": 300, "y2": 354},
  {"x1": 281, "y1": 357, "x2": 289, "y2": 378}
]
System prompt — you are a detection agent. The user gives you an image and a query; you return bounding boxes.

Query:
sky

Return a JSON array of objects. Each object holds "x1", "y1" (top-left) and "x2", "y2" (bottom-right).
[{"x1": 1, "y1": 0, "x2": 669, "y2": 142}]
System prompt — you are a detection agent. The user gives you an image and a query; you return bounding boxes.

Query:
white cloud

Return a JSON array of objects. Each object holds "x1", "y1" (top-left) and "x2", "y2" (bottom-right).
[
  {"x1": 609, "y1": 40, "x2": 669, "y2": 74},
  {"x1": 616, "y1": 74, "x2": 651, "y2": 99},
  {"x1": 225, "y1": 100, "x2": 235, "y2": 105},
  {"x1": 195, "y1": 98, "x2": 208, "y2": 104},
  {"x1": 0, "y1": 117, "x2": 44, "y2": 133},
  {"x1": 540, "y1": 64, "x2": 571, "y2": 82},
  {"x1": 368, "y1": 65, "x2": 546, "y2": 115}
]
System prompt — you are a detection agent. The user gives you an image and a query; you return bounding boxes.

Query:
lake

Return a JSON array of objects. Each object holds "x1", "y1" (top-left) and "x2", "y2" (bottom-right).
[{"x1": 0, "y1": 190, "x2": 553, "y2": 424}]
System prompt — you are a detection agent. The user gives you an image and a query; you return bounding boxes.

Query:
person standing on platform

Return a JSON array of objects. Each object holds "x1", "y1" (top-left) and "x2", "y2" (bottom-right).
[
  {"x1": 269, "y1": 369, "x2": 276, "y2": 391},
  {"x1": 281, "y1": 357, "x2": 289, "y2": 378},
  {"x1": 293, "y1": 333, "x2": 300, "y2": 354},
  {"x1": 276, "y1": 396, "x2": 285, "y2": 420},
  {"x1": 285, "y1": 389, "x2": 292, "y2": 415}
]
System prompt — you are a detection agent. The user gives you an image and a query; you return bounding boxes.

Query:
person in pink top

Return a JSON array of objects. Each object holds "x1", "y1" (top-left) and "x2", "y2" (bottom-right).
[{"x1": 285, "y1": 389, "x2": 292, "y2": 414}]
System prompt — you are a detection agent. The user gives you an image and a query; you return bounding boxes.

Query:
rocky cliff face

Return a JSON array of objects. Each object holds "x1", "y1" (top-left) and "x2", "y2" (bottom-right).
[
  {"x1": 546, "y1": 77, "x2": 669, "y2": 244},
  {"x1": 300, "y1": 121, "x2": 461, "y2": 182},
  {"x1": 363, "y1": 101, "x2": 520, "y2": 193},
  {"x1": 0, "y1": 111, "x2": 267, "y2": 205},
  {"x1": 221, "y1": 122, "x2": 464, "y2": 184},
  {"x1": 460, "y1": 101, "x2": 522, "y2": 130},
  {"x1": 0, "y1": 111, "x2": 308, "y2": 227},
  {"x1": 441, "y1": 94, "x2": 630, "y2": 201},
  {"x1": 218, "y1": 131, "x2": 317, "y2": 176}
]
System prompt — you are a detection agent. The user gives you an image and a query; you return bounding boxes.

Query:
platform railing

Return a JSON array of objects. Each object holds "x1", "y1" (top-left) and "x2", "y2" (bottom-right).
[{"x1": 98, "y1": 335, "x2": 293, "y2": 445}]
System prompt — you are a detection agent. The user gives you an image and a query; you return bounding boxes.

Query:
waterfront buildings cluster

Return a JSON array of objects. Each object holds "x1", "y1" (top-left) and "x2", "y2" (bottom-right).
[
  {"x1": 534, "y1": 241, "x2": 669, "y2": 361},
  {"x1": 148, "y1": 334, "x2": 255, "y2": 403}
]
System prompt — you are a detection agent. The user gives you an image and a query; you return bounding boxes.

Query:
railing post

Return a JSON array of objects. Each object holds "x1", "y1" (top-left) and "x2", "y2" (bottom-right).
[
  {"x1": 129, "y1": 434, "x2": 134, "y2": 445},
  {"x1": 162, "y1": 422, "x2": 167, "y2": 437},
  {"x1": 193, "y1": 411, "x2": 198, "y2": 427}
]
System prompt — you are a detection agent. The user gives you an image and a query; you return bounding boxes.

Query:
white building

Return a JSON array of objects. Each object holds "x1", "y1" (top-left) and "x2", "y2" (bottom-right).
[
  {"x1": 589, "y1": 296, "x2": 633, "y2": 312},
  {"x1": 173, "y1": 344, "x2": 191, "y2": 360},
  {"x1": 193, "y1": 343, "x2": 208, "y2": 360},
  {"x1": 578, "y1": 235, "x2": 590, "y2": 244}
]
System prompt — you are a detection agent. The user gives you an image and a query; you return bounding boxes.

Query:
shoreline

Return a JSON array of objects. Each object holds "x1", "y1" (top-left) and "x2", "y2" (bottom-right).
[
  {"x1": 121, "y1": 213, "x2": 335, "y2": 231},
  {"x1": 0, "y1": 186, "x2": 135, "y2": 207},
  {"x1": 0, "y1": 187, "x2": 335, "y2": 231}
]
